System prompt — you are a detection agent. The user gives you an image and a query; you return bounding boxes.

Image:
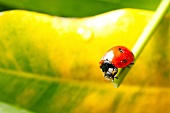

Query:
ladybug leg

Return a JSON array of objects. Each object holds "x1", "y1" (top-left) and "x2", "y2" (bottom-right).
[
  {"x1": 107, "y1": 67, "x2": 118, "y2": 80},
  {"x1": 112, "y1": 67, "x2": 118, "y2": 80},
  {"x1": 114, "y1": 76, "x2": 118, "y2": 79},
  {"x1": 130, "y1": 62, "x2": 134, "y2": 65},
  {"x1": 105, "y1": 68, "x2": 114, "y2": 80},
  {"x1": 127, "y1": 62, "x2": 134, "y2": 68}
]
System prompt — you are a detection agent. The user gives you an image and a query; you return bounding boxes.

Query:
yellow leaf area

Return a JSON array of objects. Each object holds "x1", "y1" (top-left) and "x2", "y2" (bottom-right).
[
  {"x1": 0, "y1": 9, "x2": 152, "y2": 80},
  {"x1": 75, "y1": 84, "x2": 170, "y2": 113},
  {"x1": 0, "y1": 9, "x2": 170, "y2": 113}
]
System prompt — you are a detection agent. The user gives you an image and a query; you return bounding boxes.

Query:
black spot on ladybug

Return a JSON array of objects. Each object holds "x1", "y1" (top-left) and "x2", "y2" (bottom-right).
[
  {"x1": 118, "y1": 48, "x2": 124, "y2": 53},
  {"x1": 122, "y1": 59, "x2": 127, "y2": 63}
]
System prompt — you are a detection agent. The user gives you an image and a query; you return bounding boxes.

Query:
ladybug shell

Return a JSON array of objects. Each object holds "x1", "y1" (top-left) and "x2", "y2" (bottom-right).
[{"x1": 100, "y1": 46, "x2": 134, "y2": 68}]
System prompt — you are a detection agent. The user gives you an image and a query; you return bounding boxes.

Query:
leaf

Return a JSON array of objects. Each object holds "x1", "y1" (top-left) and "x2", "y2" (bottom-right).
[
  {"x1": 0, "y1": 0, "x2": 169, "y2": 17},
  {"x1": 0, "y1": 9, "x2": 170, "y2": 113}
]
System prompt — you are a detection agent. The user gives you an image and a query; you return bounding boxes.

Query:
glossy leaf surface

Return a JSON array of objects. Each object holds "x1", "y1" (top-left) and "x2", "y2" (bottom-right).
[{"x1": 0, "y1": 9, "x2": 170, "y2": 113}]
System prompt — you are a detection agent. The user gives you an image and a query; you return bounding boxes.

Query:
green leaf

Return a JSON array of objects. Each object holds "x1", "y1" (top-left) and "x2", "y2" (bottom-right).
[
  {"x1": 0, "y1": 9, "x2": 170, "y2": 113},
  {"x1": 0, "y1": 0, "x2": 169, "y2": 17}
]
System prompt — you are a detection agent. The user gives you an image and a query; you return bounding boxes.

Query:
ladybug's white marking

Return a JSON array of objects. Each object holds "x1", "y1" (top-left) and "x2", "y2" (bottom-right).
[
  {"x1": 108, "y1": 68, "x2": 113, "y2": 73},
  {"x1": 102, "y1": 50, "x2": 114, "y2": 62}
]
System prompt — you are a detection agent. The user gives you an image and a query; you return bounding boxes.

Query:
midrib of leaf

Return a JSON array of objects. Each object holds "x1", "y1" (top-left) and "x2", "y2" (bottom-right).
[
  {"x1": 0, "y1": 68, "x2": 170, "y2": 113},
  {"x1": 0, "y1": 68, "x2": 96, "y2": 84}
]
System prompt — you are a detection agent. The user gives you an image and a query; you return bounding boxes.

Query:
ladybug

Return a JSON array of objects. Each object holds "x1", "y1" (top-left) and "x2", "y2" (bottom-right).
[{"x1": 99, "y1": 46, "x2": 134, "y2": 81}]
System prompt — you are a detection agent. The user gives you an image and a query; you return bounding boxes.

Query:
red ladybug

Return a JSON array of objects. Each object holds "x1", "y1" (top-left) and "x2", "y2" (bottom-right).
[{"x1": 99, "y1": 46, "x2": 134, "y2": 80}]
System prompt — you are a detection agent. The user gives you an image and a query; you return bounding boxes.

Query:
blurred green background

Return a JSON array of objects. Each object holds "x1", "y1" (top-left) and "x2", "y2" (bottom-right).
[
  {"x1": 0, "y1": 0, "x2": 169, "y2": 17},
  {"x1": 0, "y1": 0, "x2": 170, "y2": 113}
]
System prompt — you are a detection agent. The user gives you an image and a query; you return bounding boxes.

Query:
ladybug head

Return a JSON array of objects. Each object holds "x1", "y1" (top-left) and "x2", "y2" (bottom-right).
[{"x1": 100, "y1": 59, "x2": 118, "y2": 80}]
